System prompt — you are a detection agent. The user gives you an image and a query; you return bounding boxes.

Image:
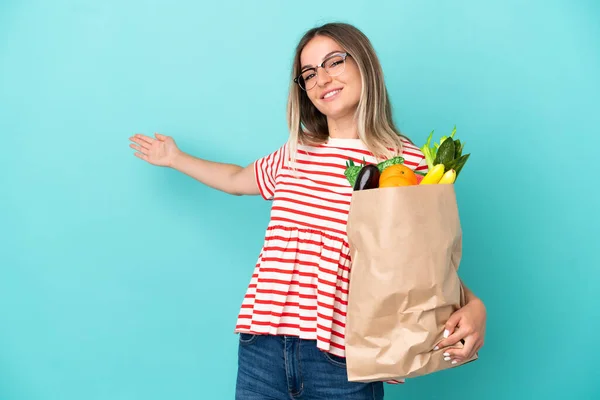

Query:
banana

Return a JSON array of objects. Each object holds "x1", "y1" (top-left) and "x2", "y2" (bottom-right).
[
  {"x1": 420, "y1": 164, "x2": 445, "y2": 184},
  {"x1": 438, "y1": 169, "x2": 456, "y2": 184}
]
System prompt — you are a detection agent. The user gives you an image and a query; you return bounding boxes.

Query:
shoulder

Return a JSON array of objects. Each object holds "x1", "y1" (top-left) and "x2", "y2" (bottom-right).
[
  {"x1": 400, "y1": 138, "x2": 425, "y2": 158},
  {"x1": 399, "y1": 137, "x2": 428, "y2": 171}
]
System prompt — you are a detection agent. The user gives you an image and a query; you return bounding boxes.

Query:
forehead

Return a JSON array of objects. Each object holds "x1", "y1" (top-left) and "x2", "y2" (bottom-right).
[{"x1": 300, "y1": 36, "x2": 344, "y2": 67}]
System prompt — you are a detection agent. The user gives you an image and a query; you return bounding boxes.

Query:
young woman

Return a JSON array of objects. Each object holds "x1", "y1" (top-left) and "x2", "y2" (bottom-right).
[{"x1": 129, "y1": 22, "x2": 486, "y2": 400}]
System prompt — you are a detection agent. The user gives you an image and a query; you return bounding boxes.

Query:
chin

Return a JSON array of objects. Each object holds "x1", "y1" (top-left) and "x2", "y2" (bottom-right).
[{"x1": 318, "y1": 102, "x2": 357, "y2": 120}]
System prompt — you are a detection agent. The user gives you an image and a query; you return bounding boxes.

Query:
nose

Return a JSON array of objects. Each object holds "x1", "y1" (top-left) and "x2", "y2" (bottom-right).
[{"x1": 316, "y1": 67, "x2": 332, "y2": 87}]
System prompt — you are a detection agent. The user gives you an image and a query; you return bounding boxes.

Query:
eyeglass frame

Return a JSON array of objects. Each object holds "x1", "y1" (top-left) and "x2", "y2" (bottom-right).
[{"x1": 293, "y1": 52, "x2": 351, "y2": 91}]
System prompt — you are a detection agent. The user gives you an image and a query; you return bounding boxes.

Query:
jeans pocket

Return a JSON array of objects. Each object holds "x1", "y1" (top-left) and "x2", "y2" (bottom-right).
[
  {"x1": 322, "y1": 351, "x2": 347, "y2": 368},
  {"x1": 238, "y1": 333, "x2": 259, "y2": 345}
]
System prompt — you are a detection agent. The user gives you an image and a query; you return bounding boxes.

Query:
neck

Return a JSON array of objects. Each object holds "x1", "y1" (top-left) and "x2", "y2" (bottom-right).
[{"x1": 327, "y1": 113, "x2": 359, "y2": 139}]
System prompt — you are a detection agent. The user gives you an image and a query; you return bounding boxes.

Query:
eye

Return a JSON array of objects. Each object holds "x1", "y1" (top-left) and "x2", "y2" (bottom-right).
[{"x1": 302, "y1": 70, "x2": 316, "y2": 81}]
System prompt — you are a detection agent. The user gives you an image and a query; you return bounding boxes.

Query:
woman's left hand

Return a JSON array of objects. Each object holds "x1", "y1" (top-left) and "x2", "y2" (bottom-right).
[{"x1": 434, "y1": 297, "x2": 487, "y2": 364}]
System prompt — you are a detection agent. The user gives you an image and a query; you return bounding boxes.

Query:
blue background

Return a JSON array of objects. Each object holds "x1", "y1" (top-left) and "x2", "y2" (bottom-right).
[{"x1": 1, "y1": 0, "x2": 598, "y2": 399}]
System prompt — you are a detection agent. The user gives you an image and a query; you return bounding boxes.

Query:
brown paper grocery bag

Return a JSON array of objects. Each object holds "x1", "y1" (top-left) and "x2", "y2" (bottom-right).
[{"x1": 345, "y1": 184, "x2": 477, "y2": 382}]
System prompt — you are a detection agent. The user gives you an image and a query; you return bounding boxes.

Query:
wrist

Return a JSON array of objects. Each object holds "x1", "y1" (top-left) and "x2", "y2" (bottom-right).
[{"x1": 169, "y1": 149, "x2": 184, "y2": 169}]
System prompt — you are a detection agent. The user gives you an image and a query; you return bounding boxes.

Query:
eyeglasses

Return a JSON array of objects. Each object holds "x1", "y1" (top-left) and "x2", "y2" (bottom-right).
[{"x1": 294, "y1": 52, "x2": 350, "y2": 91}]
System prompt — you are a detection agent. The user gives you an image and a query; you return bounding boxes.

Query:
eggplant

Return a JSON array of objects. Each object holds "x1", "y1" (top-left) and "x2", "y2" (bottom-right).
[{"x1": 352, "y1": 164, "x2": 380, "y2": 191}]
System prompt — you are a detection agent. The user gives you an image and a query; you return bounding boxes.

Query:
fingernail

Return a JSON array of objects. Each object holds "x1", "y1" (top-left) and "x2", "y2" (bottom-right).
[
  {"x1": 452, "y1": 360, "x2": 457, "y2": 364},
  {"x1": 443, "y1": 329, "x2": 450, "y2": 338},
  {"x1": 433, "y1": 346, "x2": 439, "y2": 351},
  {"x1": 443, "y1": 352, "x2": 450, "y2": 357},
  {"x1": 444, "y1": 357, "x2": 451, "y2": 361}
]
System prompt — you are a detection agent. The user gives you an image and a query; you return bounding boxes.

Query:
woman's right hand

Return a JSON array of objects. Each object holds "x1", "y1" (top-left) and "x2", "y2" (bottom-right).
[
  {"x1": 129, "y1": 132, "x2": 180, "y2": 167},
  {"x1": 129, "y1": 131, "x2": 260, "y2": 196}
]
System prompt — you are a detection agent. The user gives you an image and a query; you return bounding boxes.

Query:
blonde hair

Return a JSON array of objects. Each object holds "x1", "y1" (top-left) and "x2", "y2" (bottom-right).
[{"x1": 286, "y1": 22, "x2": 411, "y2": 165}]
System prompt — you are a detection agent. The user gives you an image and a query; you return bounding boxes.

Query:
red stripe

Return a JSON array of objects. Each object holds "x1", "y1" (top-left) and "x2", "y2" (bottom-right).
[
  {"x1": 262, "y1": 246, "x2": 351, "y2": 266},
  {"x1": 263, "y1": 234, "x2": 351, "y2": 259},
  {"x1": 294, "y1": 158, "x2": 347, "y2": 170},
  {"x1": 236, "y1": 321, "x2": 346, "y2": 338},
  {"x1": 266, "y1": 225, "x2": 350, "y2": 245},
  {"x1": 403, "y1": 150, "x2": 423, "y2": 158},
  {"x1": 248, "y1": 282, "x2": 348, "y2": 300},
  {"x1": 277, "y1": 145, "x2": 286, "y2": 172},
  {"x1": 313, "y1": 145, "x2": 374, "y2": 157},
  {"x1": 401, "y1": 139, "x2": 421, "y2": 150},
  {"x1": 237, "y1": 320, "x2": 316, "y2": 332},
  {"x1": 252, "y1": 279, "x2": 314, "y2": 292},
  {"x1": 318, "y1": 324, "x2": 345, "y2": 339},
  {"x1": 316, "y1": 299, "x2": 348, "y2": 312},
  {"x1": 254, "y1": 162, "x2": 269, "y2": 199},
  {"x1": 258, "y1": 262, "x2": 338, "y2": 288},
  {"x1": 317, "y1": 297, "x2": 346, "y2": 320},
  {"x1": 277, "y1": 177, "x2": 352, "y2": 197},
  {"x1": 250, "y1": 286, "x2": 348, "y2": 306},
  {"x1": 270, "y1": 217, "x2": 347, "y2": 237},
  {"x1": 317, "y1": 312, "x2": 346, "y2": 327},
  {"x1": 251, "y1": 310, "x2": 317, "y2": 321},
  {"x1": 283, "y1": 166, "x2": 348, "y2": 180},
  {"x1": 273, "y1": 197, "x2": 349, "y2": 216},
  {"x1": 318, "y1": 303, "x2": 348, "y2": 317},
  {"x1": 252, "y1": 288, "x2": 329, "y2": 302},
  {"x1": 280, "y1": 169, "x2": 350, "y2": 188},
  {"x1": 259, "y1": 158, "x2": 274, "y2": 198},
  {"x1": 271, "y1": 206, "x2": 347, "y2": 226},
  {"x1": 254, "y1": 277, "x2": 297, "y2": 286},
  {"x1": 251, "y1": 298, "x2": 294, "y2": 307},
  {"x1": 259, "y1": 258, "x2": 348, "y2": 285},
  {"x1": 277, "y1": 197, "x2": 348, "y2": 215},
  {"x1": 275, "y1": 189, "x2": 351, "y2": 206},
  {"x1": 298, "y1": 150, "x2": 370, "y2": 164},
  {"x1": 317, "y1": 336, "x2": 345, "y2": 350}
]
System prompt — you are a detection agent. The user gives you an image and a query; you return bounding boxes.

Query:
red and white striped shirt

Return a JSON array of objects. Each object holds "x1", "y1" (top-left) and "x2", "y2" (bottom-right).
[{"x1": 235, "y1": 137, "x2": 428, "y2": 360}]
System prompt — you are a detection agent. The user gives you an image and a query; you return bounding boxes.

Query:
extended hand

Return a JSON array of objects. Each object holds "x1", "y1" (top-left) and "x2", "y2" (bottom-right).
[
  {"x1": 129, "y1": 132, "x2": 180, "y2": 167},
  {"x1": 434, "y1": 298, "x2": 486, "y2": 365}
]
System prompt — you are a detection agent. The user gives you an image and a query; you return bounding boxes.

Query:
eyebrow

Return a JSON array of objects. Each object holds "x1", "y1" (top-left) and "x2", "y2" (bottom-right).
[{"x1": 301, "y1": 50, "x2": 344, "y2": 71}]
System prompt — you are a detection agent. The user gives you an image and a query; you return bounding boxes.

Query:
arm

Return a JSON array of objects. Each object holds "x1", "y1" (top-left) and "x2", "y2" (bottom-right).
[
  {"x1": 129, "y1": 132, "x2": 260, "y2": 196},
  {"x1": 171, "y1": 151, "x2": 259, "y2": 196}
]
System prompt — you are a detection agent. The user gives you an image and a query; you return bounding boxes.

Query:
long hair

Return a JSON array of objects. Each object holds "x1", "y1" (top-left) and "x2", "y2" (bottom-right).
[{"x1": 286, "y1": 22, "x2": 410, "y2": 164}]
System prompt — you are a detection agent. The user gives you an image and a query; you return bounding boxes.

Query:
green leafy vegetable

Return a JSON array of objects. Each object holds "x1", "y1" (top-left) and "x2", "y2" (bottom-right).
[
  {"x1": 434, "y1": 136, "x2": 456, "y2": 166},
  {"x1": 421, "y1": 130, "x2": 436, "y2": 169},
  {"x1": 445, "y1": 153, "x2": 470, "y2": 178},
  {"x1": 376, "y1": 156, "x2": 404, "y2": 172},
  {"x1": 344, "y1": 159, "x2": 363, "y2": 187},
  {"x1": 420, "y1": 125, "x2": 471, "y2": 181}
]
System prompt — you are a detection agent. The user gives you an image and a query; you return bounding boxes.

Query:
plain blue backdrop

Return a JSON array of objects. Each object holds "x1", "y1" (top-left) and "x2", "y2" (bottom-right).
[{"x1": 1, "y1": 0, "x2": 599, "y2": 399}]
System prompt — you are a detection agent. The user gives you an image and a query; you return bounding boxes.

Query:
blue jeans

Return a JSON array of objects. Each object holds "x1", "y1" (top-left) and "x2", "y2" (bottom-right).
[{"x1": 235, "y1": 333, "x2": 384, "y2": 400}]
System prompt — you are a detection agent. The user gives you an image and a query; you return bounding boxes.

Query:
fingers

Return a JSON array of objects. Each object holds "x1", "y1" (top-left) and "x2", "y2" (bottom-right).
[
  {"x1": 443, "y1": 334, "x2": 482, "y2": 366},
  {"x1": 132, "y1": 133, "x2": 155, "y2": 146},
  {"x1": 129, "y1": 143, "x2": 147, "y2": 154},
  {"x1": 433, "y1": 310, "x2": 462, "y2": 351},
  {"x1": 133, "y1": 151, "x2": 149, "y2": 162},
  {"x1": 154, "y1": 132, "x2": 167, "y2": 141},
  {"x1": 444, "y1": 309, "x2": 462, "y2": 333},
  {"x1": 435, "y1": 326, "x2": 466, "y2": 349},
  {"x1": 445, "y1": 336, "x2": 474, "y2": 361}
]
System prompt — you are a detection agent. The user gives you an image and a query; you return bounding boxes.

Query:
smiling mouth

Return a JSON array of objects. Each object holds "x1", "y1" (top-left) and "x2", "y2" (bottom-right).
[{"x1": 321, "y1": 88, "x2": 343, "y2": 100}]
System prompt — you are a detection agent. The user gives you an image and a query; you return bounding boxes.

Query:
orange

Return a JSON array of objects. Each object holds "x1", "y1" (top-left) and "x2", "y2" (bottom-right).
[
  {"x1": 379, "y1": 164, "x2": 418, "y2": 186},
  {"x1": 379, "y1": 175, "x2": 414, "y2": 188}
]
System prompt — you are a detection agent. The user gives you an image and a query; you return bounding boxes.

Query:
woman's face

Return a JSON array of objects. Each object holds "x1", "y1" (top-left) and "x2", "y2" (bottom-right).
[{"x1": 299, "y1": 36, "x2": 362, "y2": 120}]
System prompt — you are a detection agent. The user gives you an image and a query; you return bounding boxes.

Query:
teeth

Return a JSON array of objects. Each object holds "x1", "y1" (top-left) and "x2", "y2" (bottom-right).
[{"x1": 324, "y1": 89, "x2": 341, "y2": 99}]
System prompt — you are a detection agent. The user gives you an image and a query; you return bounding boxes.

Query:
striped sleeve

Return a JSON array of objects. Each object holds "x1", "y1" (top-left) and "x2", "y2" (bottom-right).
[{"x1": 254, "y1": 144, "x2": 287, "y2": 200}]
